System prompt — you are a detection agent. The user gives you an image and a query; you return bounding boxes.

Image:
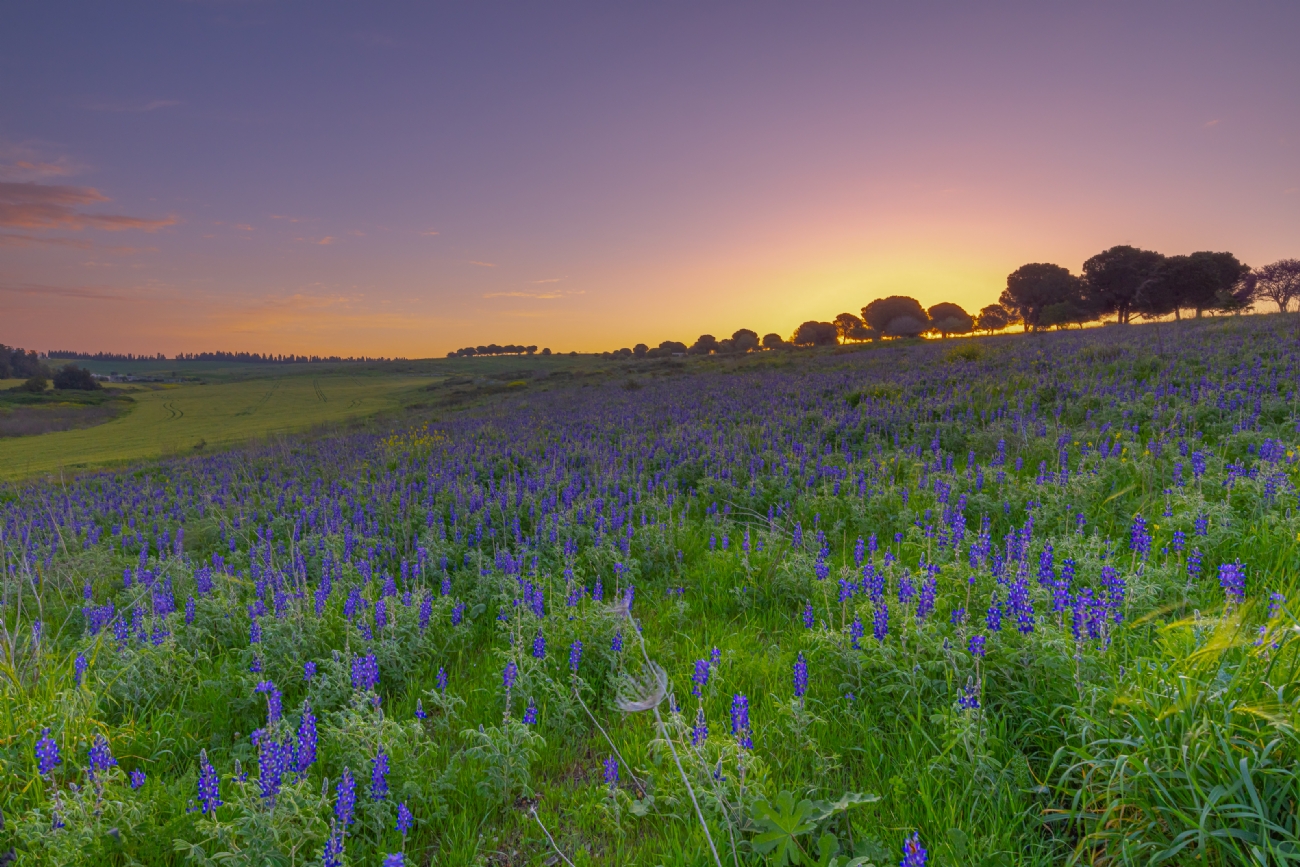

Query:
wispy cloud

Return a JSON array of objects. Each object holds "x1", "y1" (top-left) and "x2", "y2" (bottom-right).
[
  {"x1": 532, "y1": 277, "x2": 565, "y2": 283},
  {"x1": 270, "y1": 214, "x2": 310, "y2": 223},
  {"x1": 317, "y1": 236, "x2": 336, "y2": 245},
  {"x1": 467, "y1": 260, "x2": 496, "y2": 267},
  {"x1": 0, "y1": 233, "x2": 93, "y2": 249},
  {"x1": 420, "y1": 229, "x2": 440, "y2": 236},
  {"x1": 86, "y1": 99, "x2": 182, "y2": 113},
  {"x1": 482, "y1": 288, "x2": 584, "y2": 300},
  {"x1": 234, "y1": 223, "x2": 254, "y2": 231},
  {"x1": 0, "y1": 182, "x2": 177, "y2": 232},
  {"x1": 0, "y1": 142, "x2": 87, "y2": 181},
  {"x1": 1204, "y1": 118, "x2": 1222, "y2": 128},
  {"x1": 0, "y1": 282, "x2": 127, "y2": 301}
]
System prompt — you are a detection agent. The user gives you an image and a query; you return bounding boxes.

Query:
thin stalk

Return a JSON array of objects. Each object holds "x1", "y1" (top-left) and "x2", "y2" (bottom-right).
[{"x1": 529, "y1": 805, "x2": 577, "y2": 867}]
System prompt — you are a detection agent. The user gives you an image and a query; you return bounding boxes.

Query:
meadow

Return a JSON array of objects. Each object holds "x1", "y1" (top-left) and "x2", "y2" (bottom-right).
[
  {"x1": 2, "y1": 315, "x2": 1299, "y2": 866},
  {"x1": 0, "y1": 371, "x2": 428, "y2": 480}
]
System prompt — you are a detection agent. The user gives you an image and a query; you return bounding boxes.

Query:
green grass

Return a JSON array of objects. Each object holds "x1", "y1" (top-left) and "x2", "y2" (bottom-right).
[{"x1": 0, "y1": 373, "x2": 427, "y2": 479}]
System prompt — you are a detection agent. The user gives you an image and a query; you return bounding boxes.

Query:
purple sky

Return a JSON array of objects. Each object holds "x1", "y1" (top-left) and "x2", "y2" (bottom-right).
[{"x1": 2, "y1": 2, "x2": 1298, "y2": 356}]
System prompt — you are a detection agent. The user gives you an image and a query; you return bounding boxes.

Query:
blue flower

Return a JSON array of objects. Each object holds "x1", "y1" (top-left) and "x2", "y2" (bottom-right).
[
  {"x1": 792, "y1": 652, "x2": 808, "y2": 699},
  {"x1": 129, "y1": 768, "x2": 146, "y2": 789},
  {"x1": 36, "y1": 728, "x2": 61, "y2": 777},
  {"x1": 901, "y1": 831, "x2": 927, "y2": 867},
  {"x1": 532, "y1": 628, "x2": 546, "y2": 659},
  {"x1": 603, "y1": 754, "x2": 619, "y2": 790},
  {"x1": 1219, "y1": 561, "x2": 1246, "y2": 606},
  {"x1": 197, "y1": 749, "x2": 222, "y2": 814},
  {"x1": 297, "y1": 701, "x2": 317, "y2": 772},
  {"x1": 396, "y1": 801, "x2": 414, "y2": 834},
  {"x1": 88, "y1": 734, "x2": 117, "y2": 778},
  {"x1": 370, "y1": 748, "x2": 390, "y2": 800},
  {"x1": 523, "y1": 698, "x2": 538, "y2": 725},
  {"x1": 569, "y1": 639, "x2": 583, "y2": 673},
  {"x1": 336, "y1": 766, "x2": 356, "y2": 827}
]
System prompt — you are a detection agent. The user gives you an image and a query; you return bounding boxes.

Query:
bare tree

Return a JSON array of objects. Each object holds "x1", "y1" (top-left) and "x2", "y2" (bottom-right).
[{"x1": 1251, "y1": 259, "x2": 1300, "y2": 313}]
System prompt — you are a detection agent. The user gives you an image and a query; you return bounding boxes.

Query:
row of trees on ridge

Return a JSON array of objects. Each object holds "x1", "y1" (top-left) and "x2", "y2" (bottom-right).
[{"x1": 585, "y1": 248, "x2": 1300, "y2": 358}]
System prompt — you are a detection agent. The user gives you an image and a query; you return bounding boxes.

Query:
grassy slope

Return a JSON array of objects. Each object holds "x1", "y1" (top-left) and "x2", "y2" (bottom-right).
[{"x1": 0, "y1": 373, "x2": 426, "y2": 479}]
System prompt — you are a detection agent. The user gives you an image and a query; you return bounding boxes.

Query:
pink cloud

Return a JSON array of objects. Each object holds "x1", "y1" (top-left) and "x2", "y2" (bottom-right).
[{"x1": 0, "y1": 182, "x2": 177, "y2": 232}]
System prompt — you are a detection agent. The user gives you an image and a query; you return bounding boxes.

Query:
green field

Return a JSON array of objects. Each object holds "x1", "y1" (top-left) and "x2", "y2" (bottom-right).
[{"x1": 0, "y1": 372, "x2": 428, "y2": 479}]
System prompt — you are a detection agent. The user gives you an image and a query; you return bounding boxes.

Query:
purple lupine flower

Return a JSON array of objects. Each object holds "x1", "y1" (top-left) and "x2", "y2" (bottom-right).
[
  {"x1": 297, "y1": 701, "x2": 317, "y2": 772},
  {"x1": 451, "y1": 600, "x2": 465, "y2": 625},
  {"x1": 374, "y1": 598, "x2": 387, "y2": 630},
  {"x1": 792, "y1": 652, "x2": 808, "y2": 699},
  {"x1": 916, "y1": 576, "x2": 936, "y2": 621},
  {"x1": 383, "y1": 854, "x2": 405, "y2": 867},
  {"x1": 1008, "y1": 574, "x2": 1034, "y2": 634},
  {"x1": 351, "y1": 653, "x2": 379, "y2": 691},
  {"x1": 415, "y1": 699, "x2": 426, "y2": 720},
  {"x1": 36, "y1": 728, "x2": 61, "y2": 776},
  {"x1": 603, "y1": 754, "x2": 619, "y2": 790},
  {"x1": 522, "y1": 698, "x2": 538, "y2": 725},
  {"x1": 186, "y1": 595, "x2": 196, "y2": 625},
  {"x1": 986, "y1": 593, "x2": 1003, "y2": 632},
  {"x1": 730, "y1": 693, "x2": 750, "y2": 736},
  {"x1": 691, "y1": 659, "x2": 710, "y2": 696},
  {"x1": 418, "y1": 591, "x2": 433, "y2": 632},
  {"x1": 437, "y1": 667, "x2": 448, "y2": 692},
  {"x1": 950, "y1": 607, "x2": 967, "y2": 626},
  {"x1": 968, "y1": 634, "x2": 986, "y2": 658},
  {"x1": 1188, "y1": 548, "x2": 1203, "y2": 582},
  {"x1": 129, "y1": 768, "x2": 146, "y2": 789},
  {"x1": 336, "y1": 767, "x2": 356, "y2": 827},
  {"x1": 612, "y1": 631, "x2": 624, "y2": 653},
  {"x1": 898, "y1": 573, "x2": 916, "y2": 606},
  {"x1": 901, "y1": 832, "x2": 928, "y2": 867},
  {"x1": 569, "y1": 639, "x2": 583, "y2": 673},
  {"x1": 250, "y1": 655, "x2": 262, "y2": 673},
  {"x1": 1101, "y1": 565, "x2": 1126, "y2": 624},
  {"x1": 1268, "y1": 592, "x2": 1284, "y2": 619},
  {"x1": 250, "y1": 618, "x2": 262, "y2": 645},
  {"x1": 304, "y1": 660, "x2": 317, "y2": 681},
  {"x1": 957, "y1": 678, "x2": 980, "y2": 711},
  {"x1": 197, "y1": 749, "x2": 222, "y2": 814},
  {"x1": 873, "y1": 603, "x2": 888, "y2": 643},
  {"x1": 1129, "y1": 514, "x2": 1151, "y2": 559},
  {"x1": 370, "y1": 748, "x2": 390, "y2": 799},
  {"x1": 1219, "y1": 561, "x2": 1245, "y2": 606},
  {"x1": 322, "y1": 826, "x2": 345, "y2": 867},
  {"x1": 532, "y1": 628, "x2": 546, "y2": 659},
  {"x1": 850, "y1": 616, "x2": 864, "y2": 649},
  {"x1": 503, "y1": 660, "x2": 518, "y2": 691},
  {"x1": 802, "y1": 602, "x2": 815, "y2": 629},
  {"x1": 257, "y1": 732, "x2": 290, "y2": 802},
  {"x1": 88, "y1": 734, "x2": 117, "y2": 778},
  {"x1": 255, "y1": 680, "x2": 283, "y2": 725},
  {"x1": 691, "y1": 707, "x2": 709, "y2": 745},
  {"x1": 74, "y1": 653, "x2": 88, "y2": 687},
  {"x1": 396, "y1": 801, "x2": 414, "y2": 835}
]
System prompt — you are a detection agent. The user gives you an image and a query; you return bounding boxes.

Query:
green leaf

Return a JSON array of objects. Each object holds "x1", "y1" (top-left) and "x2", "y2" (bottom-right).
[{"x1": 751, "y1": 791, "x2": 818, "y2": 866}]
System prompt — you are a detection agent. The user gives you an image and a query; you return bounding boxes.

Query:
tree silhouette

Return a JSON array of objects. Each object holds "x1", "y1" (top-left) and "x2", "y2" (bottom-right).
[
  {"x1": 1247, "y1": 260, "x2": 1300, "y2": 313},
  {"x1": 976, "y1": 304, "x2": 1012, "y2": 333},
  {"x1": 790, "y1": 321, "x2": 838, "y2": 346},
  {"x1": 925, "y1": 303, "x2": 973, "y2": 337},
  {"x1": 761, "y1": 333, "x2": 787, "y2": 349},
  {"x1": 687, "y1": 335, "x2": 719, "y2": 355},
  {"x1": 861, "y1": 296, "x2": 929, "y2": 334},
  {"x1": 53, "y1": 364, "x2": 101, "y2": 390},
  {"x1": 833, "y1": 313, "x2": 864, "y2": 343},
  {"x1": 731, "y1": 329, "x2": 759, "y2": 352},
  {"x1": 1081, "y1": 246, "x2": 1165, "y2": 324},
  {"x1": 1000, "y1": 263, "x2": 1085, "y2": 331}
]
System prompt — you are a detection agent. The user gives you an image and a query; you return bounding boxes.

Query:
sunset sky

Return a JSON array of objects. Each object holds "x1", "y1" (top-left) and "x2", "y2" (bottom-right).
[{"x1": 2, "y1": 3, "x2": 1298, "y2": 357}]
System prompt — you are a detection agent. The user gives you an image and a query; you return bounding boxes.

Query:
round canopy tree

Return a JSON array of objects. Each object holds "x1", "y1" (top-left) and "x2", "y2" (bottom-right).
[
  {"x1": 861, "y1": 296, "x2": 929, "y2": 334},
  {"x1": 926, "y1": 302, "x2": 973, "y2": 337}
]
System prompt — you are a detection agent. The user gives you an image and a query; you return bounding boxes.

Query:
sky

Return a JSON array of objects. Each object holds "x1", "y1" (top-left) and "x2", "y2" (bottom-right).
[{"x1": 2, "y1": 2, "x2": 1298, "y2": 358}]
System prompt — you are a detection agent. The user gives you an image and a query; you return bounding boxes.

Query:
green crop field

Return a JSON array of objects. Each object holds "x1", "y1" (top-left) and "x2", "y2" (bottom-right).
[{"x1": 1, "y1": 372, "x2": 428, "y2": 480}]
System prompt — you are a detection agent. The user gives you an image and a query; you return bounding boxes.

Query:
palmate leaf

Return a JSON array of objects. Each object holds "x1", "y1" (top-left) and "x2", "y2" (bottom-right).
[{"x1": 751, "y1": 791, "x2": 818, "y2": 866}]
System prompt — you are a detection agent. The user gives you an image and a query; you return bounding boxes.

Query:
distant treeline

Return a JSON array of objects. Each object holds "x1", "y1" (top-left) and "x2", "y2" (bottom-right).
[
  {"x1": 49, "y1": 351, "x2": 168, "y2": 362},
  {"x1": 587, "y1": 247, "x2": 1300, "y2": 359},
  {"x1": 48, "y1": 350, "x2": 397, "y2": 364},
  {"x1": 448, "y1": 344, "x2": 546, "y2": 357},
  {"x1": 1, "y1": 344, "x2": 50, "y2": 380}
]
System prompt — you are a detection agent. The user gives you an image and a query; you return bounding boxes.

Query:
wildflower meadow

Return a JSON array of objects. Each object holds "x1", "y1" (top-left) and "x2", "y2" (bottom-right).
[{"x1": 3, "y1": 315, "x2": 1299, "y2": 866}]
